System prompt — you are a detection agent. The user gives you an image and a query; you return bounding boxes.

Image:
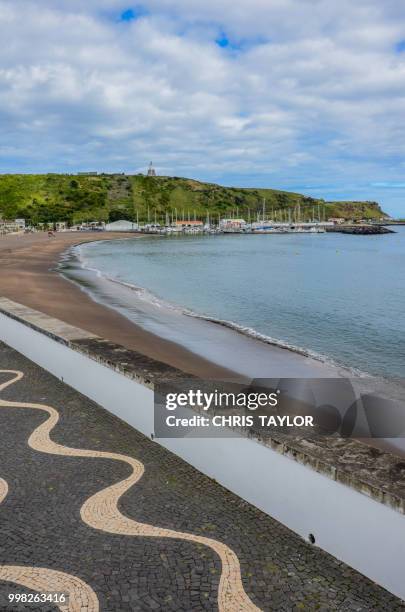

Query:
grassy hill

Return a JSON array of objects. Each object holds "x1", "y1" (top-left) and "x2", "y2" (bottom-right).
[{"x1": 0, "y1": 173, "x2": 387, "y2": 225}]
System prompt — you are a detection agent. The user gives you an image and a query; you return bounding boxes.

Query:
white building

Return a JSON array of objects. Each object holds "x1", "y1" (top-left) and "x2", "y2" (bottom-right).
[
  {"x1": 0, "y1": 218, "x2": 25, "y2": 234},
  {"x1": 105, "y1": 220, "x2": 138, "y2": 232},
  {"x1": 328, "y1": 217, "x2": 346, "y2": 225}
]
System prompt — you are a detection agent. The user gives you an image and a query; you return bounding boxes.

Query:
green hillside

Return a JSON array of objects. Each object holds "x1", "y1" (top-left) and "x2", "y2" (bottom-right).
[{"x1": 0, "y1": 173, "x2": 387, "y2": 225}]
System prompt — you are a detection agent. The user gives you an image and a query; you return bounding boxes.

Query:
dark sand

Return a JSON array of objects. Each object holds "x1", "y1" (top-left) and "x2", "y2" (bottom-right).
[{"x1": 0, "y1": 232, "x2": 236, "y2": 378}]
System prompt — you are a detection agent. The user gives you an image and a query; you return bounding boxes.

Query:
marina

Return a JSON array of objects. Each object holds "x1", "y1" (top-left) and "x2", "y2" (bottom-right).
[
  {"x1": 127, "y1": 196, "x2": 393, "y2": 235},
  {"x1": 133, "y1": 202, "x2": 392, "y2": 235},
  {"x1": 137, "y1": 220, "x2": 392, "y2": 235}
]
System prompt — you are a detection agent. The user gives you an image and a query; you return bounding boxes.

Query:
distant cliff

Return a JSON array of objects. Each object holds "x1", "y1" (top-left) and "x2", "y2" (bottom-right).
[{"x1": 0, "y1": 174, "x2": 387, "y2": 225}]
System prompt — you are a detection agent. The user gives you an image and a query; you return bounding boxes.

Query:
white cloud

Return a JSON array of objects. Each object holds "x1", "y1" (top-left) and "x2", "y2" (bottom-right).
[{"x1": 0, "y1": 0, "x2": 405, "y2": 213}]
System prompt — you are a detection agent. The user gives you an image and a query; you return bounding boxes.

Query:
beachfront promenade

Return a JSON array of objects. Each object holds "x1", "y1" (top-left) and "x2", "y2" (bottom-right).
[{"x1": 0, "y1": 342, "x2": 403, "y2": 611}]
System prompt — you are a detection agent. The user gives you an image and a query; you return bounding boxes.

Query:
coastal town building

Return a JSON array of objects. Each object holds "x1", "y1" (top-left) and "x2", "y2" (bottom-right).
[
  {"x1": 105, "y1": 220, "x2": 138, "y2": 232},
  {"x1": 328, "y1": 217, "x2": 346, "y2": 224},
  {"x1": 220, "y1": 218, "x2": 247, "y2": 231},
  {"x1": 0, "y1": 218, "x2": 25, "y2": 234}
]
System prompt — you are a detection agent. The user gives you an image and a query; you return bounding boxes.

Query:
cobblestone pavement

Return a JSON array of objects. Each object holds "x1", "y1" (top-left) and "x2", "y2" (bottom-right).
[{"x1": 0, "y1": 342, "x2": 404, "y2": 611}]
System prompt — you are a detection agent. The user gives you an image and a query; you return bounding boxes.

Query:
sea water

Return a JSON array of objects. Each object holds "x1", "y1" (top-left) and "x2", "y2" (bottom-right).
[{"x1": 63, "y1": 227, "x2": 405, "y2": 378}]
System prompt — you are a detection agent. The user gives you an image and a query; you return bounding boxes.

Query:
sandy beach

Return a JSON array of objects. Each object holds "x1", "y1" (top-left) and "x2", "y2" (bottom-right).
[{"x1": 0, "y1": 232, "x2": 236, "y2": 379}]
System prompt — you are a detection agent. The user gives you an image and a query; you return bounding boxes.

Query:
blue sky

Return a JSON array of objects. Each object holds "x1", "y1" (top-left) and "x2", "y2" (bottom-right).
[
  {"x1": 0, "y1": 0, "x2": 405, "y2": 215},
  {"x1": 120, "y1": 6, "x2": 148, "y2": 21}
]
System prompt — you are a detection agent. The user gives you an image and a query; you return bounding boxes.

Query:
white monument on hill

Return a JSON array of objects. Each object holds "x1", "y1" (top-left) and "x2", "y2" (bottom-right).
[{"x1": 147, "y1": 162, "x2": 156, "y2": 177}]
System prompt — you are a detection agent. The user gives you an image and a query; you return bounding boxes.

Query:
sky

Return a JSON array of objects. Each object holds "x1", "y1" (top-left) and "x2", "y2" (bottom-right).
[{"x1": 0, "y1": 1, "x2": 405, "y2": 215}]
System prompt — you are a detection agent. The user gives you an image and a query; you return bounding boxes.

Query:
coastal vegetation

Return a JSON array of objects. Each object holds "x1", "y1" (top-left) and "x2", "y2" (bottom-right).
[{"x1": 0, "y1": 173, "x2": 387, "y2": 225}]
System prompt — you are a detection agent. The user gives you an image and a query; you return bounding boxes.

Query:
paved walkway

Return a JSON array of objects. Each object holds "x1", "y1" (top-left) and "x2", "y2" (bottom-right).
[{"x1": 0, "y1": 342, "x2": 403, "y2": 611}]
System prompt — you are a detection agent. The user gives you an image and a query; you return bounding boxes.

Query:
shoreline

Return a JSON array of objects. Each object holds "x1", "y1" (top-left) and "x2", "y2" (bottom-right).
[
  {"x1": 71, "y1": 239, "x2": 338, "y2": 366},
  {"x1": 0, "y1": 230, "x2": 391, "y2": 380},
  {"x1": 61, "y1": 237, "x2": 347, "y2": 379},
  {"x1": 1, "y1": 231, "x2": 404, "y2": 458},
  {"x1": 0, "y1": 232, "x2": 236, "y2": 379},
  {"x1": 0, "y1": 231, "x2": 363, "y2": 381}
]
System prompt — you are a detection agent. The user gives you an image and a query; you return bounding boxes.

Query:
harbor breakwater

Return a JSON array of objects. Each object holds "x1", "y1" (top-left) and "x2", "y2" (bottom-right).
[{"x1": 325, "y1": 224, "x2": 394, "y2": 234}]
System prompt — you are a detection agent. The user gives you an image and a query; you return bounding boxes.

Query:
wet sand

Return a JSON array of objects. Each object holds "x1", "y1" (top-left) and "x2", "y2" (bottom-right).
[{"x1": 0, "y1": 232, "x2": 236, "y2": 379}]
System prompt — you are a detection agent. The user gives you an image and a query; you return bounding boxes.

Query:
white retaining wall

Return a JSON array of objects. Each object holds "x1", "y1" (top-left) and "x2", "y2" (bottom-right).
[{"x1": 1, "y1": 310, "x2": 405, "y2": 600}]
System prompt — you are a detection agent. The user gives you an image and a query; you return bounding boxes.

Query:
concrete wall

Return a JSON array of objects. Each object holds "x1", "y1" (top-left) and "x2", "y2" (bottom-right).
[{"x1": 1, "y1": 310, "x2": 405, "y2": 600}]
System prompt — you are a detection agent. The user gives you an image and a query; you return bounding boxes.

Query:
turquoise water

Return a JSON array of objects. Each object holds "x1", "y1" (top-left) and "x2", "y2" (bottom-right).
[{"x1": 76, "y1": 228, "x2": 405, "y2": 377}]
